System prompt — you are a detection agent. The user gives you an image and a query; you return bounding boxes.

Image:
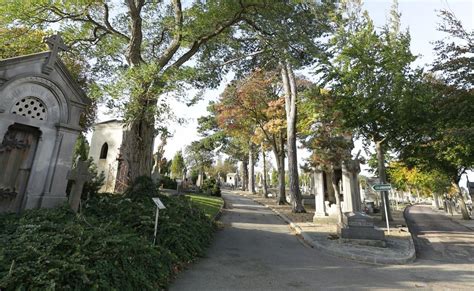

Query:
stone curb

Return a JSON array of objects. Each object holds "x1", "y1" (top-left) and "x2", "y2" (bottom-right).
[
  {"x1": 237, "y1": 191, "x2": 416, "y2": 265},
  {"x1": 212, "y1": 197, "x2": 226, "y2": 222}
]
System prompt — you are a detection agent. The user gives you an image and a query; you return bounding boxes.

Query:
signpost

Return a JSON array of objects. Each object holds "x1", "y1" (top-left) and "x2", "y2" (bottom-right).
[
  {"x1": 152, "y1": 197, "x2": 166, "y2": 246},
  {"x1": 371, "y1": 184, "x2": 392, "y2": 234},
  {"x1": 371, "y1": 184, "x2": 392, "y2": 191}
]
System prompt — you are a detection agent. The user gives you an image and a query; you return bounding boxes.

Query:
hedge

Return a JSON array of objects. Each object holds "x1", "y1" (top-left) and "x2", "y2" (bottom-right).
[{"x1": 0, "y1": 177, "x2": 214, "y2": 290}]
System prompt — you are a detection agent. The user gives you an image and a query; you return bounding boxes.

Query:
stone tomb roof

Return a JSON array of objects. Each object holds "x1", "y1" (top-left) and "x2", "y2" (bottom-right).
[{"x1": 0, "y1": 51, "x2": 90, "y2": 129}]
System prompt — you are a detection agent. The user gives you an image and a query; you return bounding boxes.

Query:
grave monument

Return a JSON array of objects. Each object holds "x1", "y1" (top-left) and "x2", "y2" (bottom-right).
[{"x1": 0, "y1": 34, "x2": 90, "y2": 213}]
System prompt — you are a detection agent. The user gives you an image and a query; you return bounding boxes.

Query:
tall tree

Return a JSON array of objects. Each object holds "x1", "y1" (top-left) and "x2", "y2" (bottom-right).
[
  {"x1": 185, "y1": 140, "x2": 213, "y2": 186},
  {"x1": 398, "y1": 78, "x2": 473, "y2": 219},
  {"x1": 394, "y1": 10, "x2": 473, "y2": 219},
  {"x1": 1, "y1": 0, "x2": 282, "y2": 183},
  {"x1": 221, "y1": 1, "x2": 336, "y2": 211},
  {"x1": 170, "y1": 150, "x2": 185, "y2": 179},
  {"x1": 326, "y1": 1, "x2": 417, "y2": 221},
  {"x1": 431, "y1": 10, "x2": 473, "y2": 90},
  {"x1": 216, "y1": 70, "x2": 288, "y2": 201},
  {"x1": 300, "y1": 87, "x2": 353, "y2": 224}
]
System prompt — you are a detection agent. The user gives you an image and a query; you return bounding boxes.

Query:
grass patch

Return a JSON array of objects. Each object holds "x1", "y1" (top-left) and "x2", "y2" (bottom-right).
[{"x1": 186, "y1": 194, "x2": 224, "y2": 219}]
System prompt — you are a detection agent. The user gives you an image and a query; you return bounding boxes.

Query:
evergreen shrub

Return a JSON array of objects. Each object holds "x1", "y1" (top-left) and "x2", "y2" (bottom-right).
[
  {"x1": 201, "y1": 178, "x2": 221, "y2": 197},
  {"x1": 0, "y1": 177, "x2": 214, "y2": 290}
]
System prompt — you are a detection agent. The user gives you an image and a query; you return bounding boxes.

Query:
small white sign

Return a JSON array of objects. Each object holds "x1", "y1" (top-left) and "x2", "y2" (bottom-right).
[{"x1": 152, "y1": 197, "x2": 166, "y2": 209}]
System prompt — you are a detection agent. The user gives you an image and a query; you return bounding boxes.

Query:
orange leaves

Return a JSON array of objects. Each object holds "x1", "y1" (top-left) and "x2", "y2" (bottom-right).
[{"x1": 215, "y1": 69, "x2": 287, "y2": 145}]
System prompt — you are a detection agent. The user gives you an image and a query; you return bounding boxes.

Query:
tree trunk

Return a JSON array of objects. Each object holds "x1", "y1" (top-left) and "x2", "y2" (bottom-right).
[
  {"x1": 375, "y1": 140, "x2": 393, "y2": 221},
  {"x1": 248, "y1": 145, "x2": 256, "y2": 194},
  {"x1": 241, "y1": 159, "x2": 248, "y2": 191},
  {"x1": 273, "y1": 133, "x2": 286, "y2": 204},
  {"x1": 281, "y1": 61, "x2": 305, "y2": 213},
  {"x1": 262, "y1": 146, "x2": 268, "y2": 198},
  {"x1": 453, "y1": 181, "x2": 471, "y2": 220},
  {"x1": 329, "y1": 169, "x2": 344, "y2": 225},
  {"x1": 121, "y1": 117, "x2": 155, "y2": 184}
]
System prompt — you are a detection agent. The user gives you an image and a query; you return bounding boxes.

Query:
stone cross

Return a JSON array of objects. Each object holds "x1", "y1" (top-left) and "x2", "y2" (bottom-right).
[
  {"x1": 42, "y1": 34, "x2": 68, "y2": 74},
  {"x1": 67, "y1": 160, "x2": 93, "y2": 213}
]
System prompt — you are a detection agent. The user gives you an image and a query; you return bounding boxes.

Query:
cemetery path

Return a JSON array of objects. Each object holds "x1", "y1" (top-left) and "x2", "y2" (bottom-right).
[
  {"x1": 405, "y1": 204, "x2": 474, "y2": 264},
  {"x1": 170, "y1": 191, "x2": 474, "y2": 290}
]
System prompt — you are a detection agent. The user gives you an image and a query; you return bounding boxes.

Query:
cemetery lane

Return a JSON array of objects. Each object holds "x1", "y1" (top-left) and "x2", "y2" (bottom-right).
[
  {"x1": 405, "y1": 204, "x2": 474, "y2": 263},
  {"x1": 171, "y1": 191, "x2": 474, "y2": 290}
]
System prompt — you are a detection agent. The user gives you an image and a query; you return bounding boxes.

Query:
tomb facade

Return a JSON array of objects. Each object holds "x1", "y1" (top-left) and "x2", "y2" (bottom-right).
[{"x1": 0, "y1": 35, "x2": 90, "y2": 213}]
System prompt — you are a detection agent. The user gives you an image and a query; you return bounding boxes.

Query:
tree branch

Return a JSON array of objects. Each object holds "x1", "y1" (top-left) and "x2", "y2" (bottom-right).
[
  {"x1": 103, "y1": 3, "x2": 130, "y2": 41},
  {"x1": 126, "y1": 0, "x2": 145, "y2": 65},
  {"x1": 156, "y1": 0, "x2": 183, "y2": 69}
]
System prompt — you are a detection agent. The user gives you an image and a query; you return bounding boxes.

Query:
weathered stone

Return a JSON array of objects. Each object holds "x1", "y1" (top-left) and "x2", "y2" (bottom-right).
[
  {"x1": 302, "y1": 194, "x2": 315, "y2": 206},
  {"x1": 67, "y1": 160, "x2": 93, "y2": 213},
  {"x1": 313, "y1": 168, "x2": 328, "y2": 220},
  {"x1": 0, "y1": 35, "x2": 90, "y2": 213},
  {"x1": 338, "y1": 212, "x2": 385, "y2": 241},
  {"x1": 342, "y1": 159, "x2": 362, "y2": 213}
]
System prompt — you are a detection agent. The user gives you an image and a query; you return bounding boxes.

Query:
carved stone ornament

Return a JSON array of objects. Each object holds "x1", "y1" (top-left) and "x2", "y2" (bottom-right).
[{"x1": 0, "y1": 131, "x2": 29, "y2": 153}]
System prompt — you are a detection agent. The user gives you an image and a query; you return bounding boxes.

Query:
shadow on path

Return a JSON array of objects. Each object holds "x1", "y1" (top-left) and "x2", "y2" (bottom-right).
[{"x1": 171, "y1": 192, "x2": 474, "y2": 290}]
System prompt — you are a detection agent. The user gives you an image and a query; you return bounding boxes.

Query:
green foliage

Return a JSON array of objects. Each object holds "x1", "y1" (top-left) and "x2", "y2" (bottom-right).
[
  {"x1": 170, "y1": 151, "x2": 186, "y2": 179},
  {"x1": 326, "y1": 2, "x2": 418, "y2": 146},
  {"x1": 72, "y1": 133, "x2": 90, "y2": 162},
  {"x1": 0, "y1": 27, "x2": 47, "y2": 58},
  {"x1": 81, "y1": 158, "x2": 105, "y2": 200},
  {"x1": 388, "y1": 161, "x2": 453, "y2": 200},
  {"x1": 431, "y1": 10, "x2": 473, "y2": 90},
  {"x1": 185, "y1": 140, "x2": 214, "y2": 177},
  {"x1": 271, "y1": 168, "x2": 278, "y2": 186},
  {"x1": 207, "y1": 158, "x2": 237, "y2": 180},
  {"x1": 66, "y1": 158, "x2": 105, "y2": 201},
  {"x1": 190, "y1": 168, "x2": 199, "y2": 185},
  {"x1": 158, "y1": 176, "x2": 178, "y2": 190},
  {"x1": 299, "y1": 87, "x2": 353, "y2": 170},
  {"x1": 397, "y1": 79, "x2": 474, "y2": 183},
  {"x1": 0, "y1": 177, "x2": 215, "y2": 290},
  {"x1": 201, "y1": 178, "x2": 221, "y2": 197}
]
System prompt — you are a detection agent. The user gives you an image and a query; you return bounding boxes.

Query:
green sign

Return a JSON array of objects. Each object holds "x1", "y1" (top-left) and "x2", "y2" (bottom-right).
[{"x1": 372, "y1": 184, "x2": 392, "y2": 191}]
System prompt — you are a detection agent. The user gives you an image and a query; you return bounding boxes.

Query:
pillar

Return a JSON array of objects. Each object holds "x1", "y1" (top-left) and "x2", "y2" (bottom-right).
[{"x1": 313, "y1": 167, "x2": 328, "y2": 221}]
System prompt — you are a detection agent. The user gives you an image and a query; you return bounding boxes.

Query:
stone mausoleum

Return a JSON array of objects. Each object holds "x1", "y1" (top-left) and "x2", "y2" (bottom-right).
[{"x1": 0, "y1": 35, "x2": 90, "y2": 213}]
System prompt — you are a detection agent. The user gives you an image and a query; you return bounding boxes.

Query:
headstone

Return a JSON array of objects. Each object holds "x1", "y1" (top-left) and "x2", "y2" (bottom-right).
[
  {"x1": 196, "y1": 171, "x2": 203, "y2": 187},
  {"x1": 342, "y1": 159, "x2": 362, "y2": 213},
  {"x1": 301, "y1": 194, "x2": 315, "y2": 205},
  {"x1": 67, "y1": 160, "x2": 93, "y2": 213},
  {"x1": 338, "y1": 212, "x2": 385, "y2": 241},
  {"x1": 313, "y1": 167, "x2": 328, "y2": 220},
  {"x1": 0, "y1": 34, "x2": 90, "y2": 213}
]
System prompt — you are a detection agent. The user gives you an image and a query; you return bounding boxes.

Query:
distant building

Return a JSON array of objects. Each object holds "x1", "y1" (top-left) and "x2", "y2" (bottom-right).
[
  {"x1": 226, "y1": 173, "x2": 239, "y2": 187},
  {"x1": 88, "y1": 119, "x2": 126, "y2": 193}
]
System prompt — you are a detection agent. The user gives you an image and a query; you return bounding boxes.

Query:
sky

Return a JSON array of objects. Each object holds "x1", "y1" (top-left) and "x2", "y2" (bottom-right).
[{"x1": 96, "y1": 0, "x2": 473, "y2": 187}]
